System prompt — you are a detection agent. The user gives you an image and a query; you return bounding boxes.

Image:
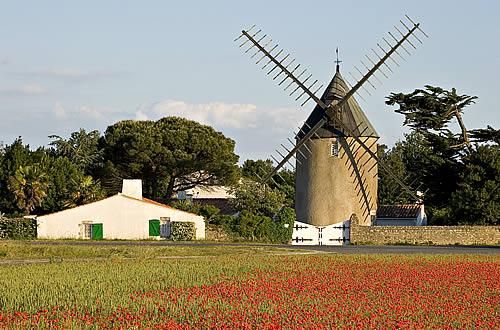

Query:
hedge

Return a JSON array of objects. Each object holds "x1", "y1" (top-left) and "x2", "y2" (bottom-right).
[
  {"x1": 170, "y1": 221, "x2": 196, "y2": 241},
  {"x1": 0, "y1": 217, "x2": 37, "y2": 240}
]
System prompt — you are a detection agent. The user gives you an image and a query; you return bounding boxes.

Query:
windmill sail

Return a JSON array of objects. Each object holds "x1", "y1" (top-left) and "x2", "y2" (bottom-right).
[{"x1": 235, "y1": 15, "x2": 427, "y2": 202}]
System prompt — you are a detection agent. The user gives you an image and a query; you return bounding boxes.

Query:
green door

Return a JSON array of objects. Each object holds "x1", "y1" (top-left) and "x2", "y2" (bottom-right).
[
  {"x1": 91, "y1": 223, "x2": 103, "y2": 240},
  {"x1": 149, "y1": 219, "x2": 160, "y2": 236}
]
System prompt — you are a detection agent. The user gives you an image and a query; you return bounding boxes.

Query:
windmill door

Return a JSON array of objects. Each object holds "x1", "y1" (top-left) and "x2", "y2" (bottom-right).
[{"x1": 291, "y1": 220, "x2": 349, "y2": 246}]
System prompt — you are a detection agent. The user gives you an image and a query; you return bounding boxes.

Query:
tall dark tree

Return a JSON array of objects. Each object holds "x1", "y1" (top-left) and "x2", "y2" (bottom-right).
[
  {"x1": 155, "y1": 117, "x2": 240, "y2": 198},
  {"x1": 0, "y1": 138, "x2": 46, "y2": 214},
  {"x1": 101, "y1": 117, "x2": 240, "y2": 199},
  {"x1": 386, "y1": 85, "x2": 477, "y2": 152},
  {"x1": 49, "y1": 129, "x2": 103, "y2": 175},
  {"x1": 449, "y1": 145, "x2": 499, "y2": 225},
  {"x1": 101, "y1": 120, "x2": 164, "y2": 197},
  {"x1": 385, "y1": 86, "x2": 499, "y2": 224}
]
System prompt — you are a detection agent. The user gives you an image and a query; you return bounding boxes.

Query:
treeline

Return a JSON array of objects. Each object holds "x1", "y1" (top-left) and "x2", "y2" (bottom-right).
[
  {"x1": 0, "y1": 85, "x2": 497, "y2": 229},
  {"x1": 0, "y1": 117, "x2": 241, "y2": 216},
  {"x1": 379, "y1": 86, "x2": 499, "y2": 225}
]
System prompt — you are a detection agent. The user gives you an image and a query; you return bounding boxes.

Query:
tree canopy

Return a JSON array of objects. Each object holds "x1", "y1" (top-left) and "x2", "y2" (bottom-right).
[
  {"x1": 383, "y1": 85, "x2": 499, "y2": 225},
  {"x1": 101, "y1": 117, "x2": 240, "y2": 199}
]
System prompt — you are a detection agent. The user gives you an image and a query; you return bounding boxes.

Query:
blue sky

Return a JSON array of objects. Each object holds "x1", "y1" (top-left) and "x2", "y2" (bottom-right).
[{"x1": 1, "y1": 0, "x2": 498, "y2": 161}]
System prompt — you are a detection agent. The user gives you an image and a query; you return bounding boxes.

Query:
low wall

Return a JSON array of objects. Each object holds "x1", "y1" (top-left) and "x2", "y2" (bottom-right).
[{"x1": 350, "y1": 215, "x2": 500, "y2": 246}]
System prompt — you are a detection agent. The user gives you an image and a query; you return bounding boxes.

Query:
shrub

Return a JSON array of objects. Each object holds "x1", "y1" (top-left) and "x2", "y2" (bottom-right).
[
  {"x1": 218, "y1": 207, "x2": 296, "y2": 243},
  {"x1": 0, "y1": 216, "x2": 37, "y2": 240},
  {"x1": 170, "y1": 222, "x2": 196, "y2": 241}
]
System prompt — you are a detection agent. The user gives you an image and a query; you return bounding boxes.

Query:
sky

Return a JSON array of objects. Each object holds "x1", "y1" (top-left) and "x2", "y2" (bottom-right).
[{"x1": 1, "y1": 0, "x2": 499, "y2": 161}]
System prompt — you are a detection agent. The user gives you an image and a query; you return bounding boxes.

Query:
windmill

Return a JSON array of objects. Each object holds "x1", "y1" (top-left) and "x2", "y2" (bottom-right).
[{"x1": 234, "y1": 16, "x2": 428, "y2": 245}]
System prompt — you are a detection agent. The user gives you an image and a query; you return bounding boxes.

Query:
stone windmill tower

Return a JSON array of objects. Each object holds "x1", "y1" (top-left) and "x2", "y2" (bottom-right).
[
  {"x1": 235, "y1": 16, "x2": 428, "y2": 244},
  {"x1": 296, "y1": 59, "x2": 379, "y2": 227}
]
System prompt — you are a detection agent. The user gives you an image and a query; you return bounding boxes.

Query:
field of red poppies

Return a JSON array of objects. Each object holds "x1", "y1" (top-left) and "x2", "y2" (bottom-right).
[{"x1": 0, "y1": 254, "x2": 498, "y2": 329}]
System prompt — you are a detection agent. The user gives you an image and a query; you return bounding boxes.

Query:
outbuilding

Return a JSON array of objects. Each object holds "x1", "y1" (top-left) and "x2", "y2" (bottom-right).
[
  {"x1": 36, "y1": 180, "x2": 205, "y2": 240},
  {"x1": 375, "y1": 204, "x2": 427, "y2": 226}
]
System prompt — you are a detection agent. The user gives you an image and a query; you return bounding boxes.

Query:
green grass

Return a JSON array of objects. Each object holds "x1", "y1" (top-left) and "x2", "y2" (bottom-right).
[
  {"x1": 0, "y1": 256, "x2": 263, "y2": 313},
  {"x1": 0, "y1": 240, "x2": 296, "y2": 260}
]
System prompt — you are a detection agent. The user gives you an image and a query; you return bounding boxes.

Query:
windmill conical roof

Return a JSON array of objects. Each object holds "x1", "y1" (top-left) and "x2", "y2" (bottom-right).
[{"x1": 299, "y1": 68, "x2": 378, "y2": 138}]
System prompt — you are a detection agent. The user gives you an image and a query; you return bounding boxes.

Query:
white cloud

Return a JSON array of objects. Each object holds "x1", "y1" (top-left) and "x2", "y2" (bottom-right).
[
  {"x1": 53, "y1": 102, "x2": 116, "y2": 120},
  {"x1": 135, "y1": 100, "x2": 307, "y2": 132},
  {"x1": 0, "y1": 84, "x2": 46, "y2": 96},
  {"x1": 10, "y1": 68, "x2": 123, "y2": 81}
]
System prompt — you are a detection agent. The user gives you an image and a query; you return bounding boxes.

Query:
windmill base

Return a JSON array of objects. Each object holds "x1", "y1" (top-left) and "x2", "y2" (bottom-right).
[{"x1": 291, "y1": 220, "x2": 350, "y2": 246}]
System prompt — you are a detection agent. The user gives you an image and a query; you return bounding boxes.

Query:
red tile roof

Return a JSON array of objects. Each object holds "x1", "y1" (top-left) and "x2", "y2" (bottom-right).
[{"x1": 377, "y1": 204, "x2": 421, "y2": 219}]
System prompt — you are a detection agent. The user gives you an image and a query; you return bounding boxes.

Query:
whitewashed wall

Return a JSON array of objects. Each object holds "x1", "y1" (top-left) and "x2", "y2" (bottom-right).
[{"x1": 37, "y1": 194, "x2": 205, "y2": 240}]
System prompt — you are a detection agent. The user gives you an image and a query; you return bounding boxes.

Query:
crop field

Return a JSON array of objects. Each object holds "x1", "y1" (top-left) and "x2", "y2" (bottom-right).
[{"x1": 0, "y1": 246, "x2": 498, "y2": 329}]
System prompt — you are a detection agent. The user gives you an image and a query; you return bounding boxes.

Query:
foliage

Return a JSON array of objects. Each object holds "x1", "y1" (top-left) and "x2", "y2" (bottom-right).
[
  {"x1": 449, "y1": 145, "x2": 500, "y2": 225},
  {"x1": 101, "y1": 117, "x2": 240, "y2": 199},
  {"x1": 170, "y1": 221, "x2": 196, "y2": 241},
  {"x1": 198, "y1": 204, "x2": 220, "y2": 223},
  {"x1": 384, "y1": 86, "x2": 499, "y2": 225},
  {"x1": 241, "y1": 159, "x2": 295, "y2": 207},
  {"x1": 49, "y1": 129, "x2": 103, "y2": 175},
  {"x1": 220, "y1": 207, "x2": 295, "y2": 243},
  {"x1": 8, "y1": 165, "x2": 49, "y2": 215},
  {"x1": 0, "y1": 216, "x2": 37, "y2": 239},
  {"x1": 41, "y1": 156, "x2": 105, "y2": 213},
  {"x1": 470, "y1": 125, "x2": 500, "y2": 145},
  {"x1": 170, "y1": 200, "x2": 221, "y2": 224},
  {"x1": 0, "y1": 138, "x2": 43, "y2": 214},
  {"x1": 230, "y1": 178, "x2": 285, "y2": 218},
  {"x1": 0, "y1": 255, "x2": 497, "y2": 328}
]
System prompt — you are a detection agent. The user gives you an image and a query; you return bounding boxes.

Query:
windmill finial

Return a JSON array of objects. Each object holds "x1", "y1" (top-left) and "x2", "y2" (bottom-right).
[{"x1": 335, "y1": 47, "x2": 342, "y2": 73}]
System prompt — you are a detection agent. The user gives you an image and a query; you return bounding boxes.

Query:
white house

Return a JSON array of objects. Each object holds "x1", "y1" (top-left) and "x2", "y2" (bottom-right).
[{"x1": 36, "y1": 180, "x2": 205, "y2": 240}]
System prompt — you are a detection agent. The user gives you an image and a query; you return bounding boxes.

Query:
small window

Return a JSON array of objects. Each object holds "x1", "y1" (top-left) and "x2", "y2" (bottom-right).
[{"x1": 331, "y1": 141, "x2": 339, "y2": 157}]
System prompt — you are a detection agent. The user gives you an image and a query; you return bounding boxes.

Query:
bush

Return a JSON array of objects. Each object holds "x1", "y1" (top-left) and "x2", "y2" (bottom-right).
[
  {"x1": 170, "y1": 222, "x2": 196, "y2": 241},
  {"x1": 218, "y1": 207, "x2": 296, "y2": 243},
  {"x1": 171, "y1": 200, "x2": 221, "y2": 224},
  {"x1": 0, "y1": 216, "x2": 37, "y2": 239}
]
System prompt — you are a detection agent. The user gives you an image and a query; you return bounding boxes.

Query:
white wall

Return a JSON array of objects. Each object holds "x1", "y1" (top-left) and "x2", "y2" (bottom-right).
[{"x1": 37, "y1": 194, "x2": 205, "y2": 240}]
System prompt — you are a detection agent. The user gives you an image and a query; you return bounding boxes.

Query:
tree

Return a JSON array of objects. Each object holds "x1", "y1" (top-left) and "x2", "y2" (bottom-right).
[
  {"x1": 386, "y1": 85, "x2": 477, "y2": 152},
  {"x1": 49, "y1": 129, "x2": 103, "y2": 175},
  {"x1": 385, "y1": 86, "x2": 499, "y2": 225},
  {"x1": 241, "y1": 159, "x2": 295, "y2": 207},
  {"x1": 64, "y1": 175, "x2": 105, "y2": 208},
  {"x1": 230, "y1": 178, "x2": 285, "y2": 218},
  {"x1": 377, "y1": 144, "x2": 408, "y2": 205},
  {"x1": 27, "y1": 154, "x2": 106, "y2": 214},
  {"x1": 101, "y1": 117, "x2": 240, "y2": 199},
  {"x1": 155, "y1": 117, "x2": 240, "y2": 198},
  {"x1": 0, "y1": 138, "x2": 46, "y2": 214},
  {"x1": 449, "y1": 145, "x2": 500, "y2": 225},
  {"x1": 8, "y1": 165, "x2": 49, "y2": 215}
]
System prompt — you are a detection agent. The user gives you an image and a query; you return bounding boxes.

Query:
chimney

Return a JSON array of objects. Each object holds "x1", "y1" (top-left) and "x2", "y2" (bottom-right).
[{"x1": 122, "y1": 179, "x2": 143, "y2": 200}]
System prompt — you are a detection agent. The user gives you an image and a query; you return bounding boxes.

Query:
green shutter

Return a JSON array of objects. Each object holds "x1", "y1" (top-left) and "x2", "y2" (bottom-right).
[
  {"x1": 91, "y1": 223, "x2": 103, "y2": 240},
  {"x1": 149, "y1": 219, "x2": 160, "y2": 236}
]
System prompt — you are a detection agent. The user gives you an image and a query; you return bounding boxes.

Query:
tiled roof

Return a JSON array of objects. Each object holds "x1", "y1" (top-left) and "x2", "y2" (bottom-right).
[
  {"x1": 193, "y1": 198, "x2": 237, "y2": 215},
  {"x1": 377, "y1": 204, "x2": 421, "y2": 219}
]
